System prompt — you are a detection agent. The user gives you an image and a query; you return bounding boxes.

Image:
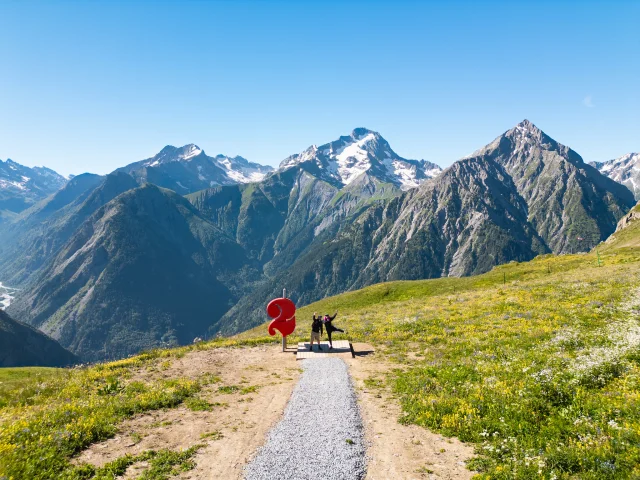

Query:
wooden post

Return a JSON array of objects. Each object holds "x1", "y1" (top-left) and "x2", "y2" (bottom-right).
[{"x1": 282, "y1": 288, "x2": 287, "y2": 351}]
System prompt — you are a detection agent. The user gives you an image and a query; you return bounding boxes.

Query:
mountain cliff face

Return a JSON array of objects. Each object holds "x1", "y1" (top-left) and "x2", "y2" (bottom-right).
[
  {"x1": 464, "y1": 120, "x2": 634, "y2": 253},
  {"x1": 186, "y1": 129, "x2": 436, "y2": 277},
  {"x1": 0, "y1": 173, "x2": 138, "y2": 286},
  {"x1": 0, "y1": 158, "x2": 67, "y2": 221},
  {"x1": 187, "y1": 165, "x2": 402, "y2": 280},
  {"x1": 0, "y1": 309, "x2": 78, "y2": 367},
  {"x1": 216, "y1": 121, "x2": 634, "y2": 333},
  {"x1": 590, "y1": 153, "x2": 640, "y2": 200},
  {"x1": 116, "y1": 144, "x2": 274, "y2": 194},
  {"x1": 214, "y1": 156, "x2": 549, "y2": 333},
  {"x1": 8, "y1": 184, "x2": 261, "y2": 362}
]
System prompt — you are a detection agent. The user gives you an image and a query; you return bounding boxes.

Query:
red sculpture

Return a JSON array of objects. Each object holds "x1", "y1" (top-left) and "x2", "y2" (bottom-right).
[{"x1": 267, "y1": 297, "x2": 296, "y2": 337}]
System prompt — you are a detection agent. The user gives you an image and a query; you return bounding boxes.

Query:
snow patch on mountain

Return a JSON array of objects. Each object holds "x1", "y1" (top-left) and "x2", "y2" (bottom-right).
[
  {"x1": 0, "y1": 282, "x2": 17, "y2": 310},
  {"x1": 141, "y1": 144, "x2": 205, "y2": 167},
  {"x1": 591, "y1": 153, "x2": 640, "y2": 199},
  {"x1": 279, "y1": 128, "x2": 442, "y2": 190},
  {"x1": 120, "y1": 145, "x2": 274, "y2": 190},
  {"x1": 0, "y1": 159, "x2": 67, "y2": 203}
]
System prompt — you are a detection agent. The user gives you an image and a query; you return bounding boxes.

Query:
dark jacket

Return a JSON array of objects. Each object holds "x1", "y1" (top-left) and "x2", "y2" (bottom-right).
[
  {"x1": 312, "y1": 315, "x2": 324, "y2": 334},
  {"x1": 323, "y1": 314, "x2": 337, "y2": 332}
]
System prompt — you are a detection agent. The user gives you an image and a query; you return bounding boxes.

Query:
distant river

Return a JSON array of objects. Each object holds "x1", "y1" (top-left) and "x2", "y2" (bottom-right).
[{"x1": 0, "y1": 282, "x2": 17, "y2": 310}]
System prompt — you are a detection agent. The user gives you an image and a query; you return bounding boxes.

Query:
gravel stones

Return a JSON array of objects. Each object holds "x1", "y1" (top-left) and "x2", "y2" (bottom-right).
[{"x1": 244, "y1": 357, "x2": 366, "y2": 480}]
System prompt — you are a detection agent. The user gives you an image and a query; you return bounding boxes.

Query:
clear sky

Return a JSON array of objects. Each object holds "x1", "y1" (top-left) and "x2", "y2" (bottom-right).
[{"x1": 1, "y1": 0, "x2": 638, "y2": 177}]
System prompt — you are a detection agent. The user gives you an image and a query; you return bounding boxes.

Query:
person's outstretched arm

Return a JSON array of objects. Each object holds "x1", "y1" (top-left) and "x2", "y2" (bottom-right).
[{"x1": 329, "y1": 311, "x2": 338, "y2": 321}]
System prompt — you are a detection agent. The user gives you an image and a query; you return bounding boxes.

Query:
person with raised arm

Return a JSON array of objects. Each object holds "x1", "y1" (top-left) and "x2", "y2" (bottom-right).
[
  {"x1": 310, "y1": 312, "x2": 324, "y2": 351},
  {"x1": 322, "y1": 311, "x2": 344, "y2": 349}
]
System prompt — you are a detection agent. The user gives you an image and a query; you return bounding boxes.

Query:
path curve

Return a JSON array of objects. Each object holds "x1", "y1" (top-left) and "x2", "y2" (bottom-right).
[{"x1": 244, "y1": 357, "x2": 366, "y2": 480}]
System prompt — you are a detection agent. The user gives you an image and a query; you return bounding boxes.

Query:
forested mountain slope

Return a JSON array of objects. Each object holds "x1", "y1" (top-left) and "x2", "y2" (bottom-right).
[
  {"x1": 8, "y1": 184, "x2": 261, "y2": 361},
  {"x1": 0, "y1": 173, "x2": 136, "y2": 286},
  {"x1": 0, "y1": 309, "x2": 78, "y2": 367}
]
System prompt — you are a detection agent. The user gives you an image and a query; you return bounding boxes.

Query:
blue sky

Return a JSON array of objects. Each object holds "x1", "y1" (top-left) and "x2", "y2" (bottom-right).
[{"x1": 1, "y1": 0, "x2": 638, "y2": 176}]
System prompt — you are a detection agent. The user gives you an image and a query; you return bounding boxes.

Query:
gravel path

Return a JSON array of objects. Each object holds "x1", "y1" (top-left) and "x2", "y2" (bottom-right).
[{"x1": 244, "y1": 357, "x2": 367, "y2": 480}]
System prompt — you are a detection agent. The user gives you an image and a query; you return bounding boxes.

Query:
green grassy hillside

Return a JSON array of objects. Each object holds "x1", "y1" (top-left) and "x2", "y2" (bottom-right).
[
  {"x1": 0, "y1": 336, "x2": 272, "y2": 479},
  {"x1": 2, "y1": 214, "x2": 640, "y2": 479},
  {"x1": 0, "y1": 367, "x2": 65, "y2": 406},
  {"x1": 239, "y1": 223, "x2": 640, "y2": 478}
]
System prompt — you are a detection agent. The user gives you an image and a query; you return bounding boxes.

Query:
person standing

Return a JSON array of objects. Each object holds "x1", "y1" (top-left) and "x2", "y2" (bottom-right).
[
  {"x1": 310, "y1": 312, "x2": 324, "y2": 351},
  {"x1": 322, "y1": 311, "x2": 343, "y2": 349}
]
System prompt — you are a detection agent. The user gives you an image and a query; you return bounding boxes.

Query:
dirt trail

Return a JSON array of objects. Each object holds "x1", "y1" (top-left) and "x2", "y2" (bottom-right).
[{"x1": 75, "y1": 343, "x2": 475, "y2": 479}]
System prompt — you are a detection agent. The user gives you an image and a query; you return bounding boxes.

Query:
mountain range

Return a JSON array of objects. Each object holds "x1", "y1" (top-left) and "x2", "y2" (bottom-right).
[
  {"x1": 279, "y1": 128, "x2": 442, "y2": 189},
  {"x1": 590, "y1": 153, "x2": 640, "y2": 200},
  {"x1": 0, "y1": 121, "x2": 636, "y2": 362},
  {"x1": 0, "y1": 159, "x2": 67, "y2": 224},
  {"x1": 116, "y1": 144, "x2": 274, "y2": 194},
  {"x1": 216, "y1": 120, "x2": 633, "y2": 333}
]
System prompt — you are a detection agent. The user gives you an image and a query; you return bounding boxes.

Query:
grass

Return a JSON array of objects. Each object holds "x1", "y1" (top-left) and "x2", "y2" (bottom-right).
[
  {"x1": 200, "y1": 430, "x2": 224, "y2": 440},
  {"x1": 0, "y1": 367, "x2": 68, "y2": 407},
  {"x1": 0, "y1": 332, "x2": 283, "y2": 479},
  {"x1": 185, "y1": 397, "x2": 212, "y2": 411},
  {"x1": 67, "y1": 445, "x2": 203, "y2": 480},
  {"x1": 240, "y1": 232, "x2": 640, "y2": 478},
  {"x1": 3, "y1": 220, "x2": 640, "y2": 478}
]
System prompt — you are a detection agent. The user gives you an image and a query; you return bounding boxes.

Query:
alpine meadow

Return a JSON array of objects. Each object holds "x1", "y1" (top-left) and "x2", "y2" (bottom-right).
[{"x1": 1, "y1": 1, "x2": 639, "y2": 479}]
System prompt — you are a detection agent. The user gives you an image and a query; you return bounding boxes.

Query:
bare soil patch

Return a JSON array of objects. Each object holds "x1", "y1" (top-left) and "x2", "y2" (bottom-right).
[{"x1": 75, "y1": 344, "x2": 300, "y2": 479}]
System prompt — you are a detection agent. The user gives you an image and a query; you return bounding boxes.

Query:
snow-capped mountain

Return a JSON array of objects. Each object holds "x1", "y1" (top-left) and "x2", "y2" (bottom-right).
[
  {"x1": 117, "y1": 144, "x2": 274, "y2": 194},
  {"x1": 590, "y1": 153, "x2": 640, "y2": 200},
  {"x1": 0, "y1": 158, "x2": 67, "y2": 216},
  {"x1": 279, "y1": 128, "x2": 442, "y2": 190}
]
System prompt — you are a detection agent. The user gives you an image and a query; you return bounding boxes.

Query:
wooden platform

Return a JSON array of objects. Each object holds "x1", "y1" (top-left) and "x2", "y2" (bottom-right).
[{"x1": 296, "y1": 340, "x2": 353, "y2": 360}]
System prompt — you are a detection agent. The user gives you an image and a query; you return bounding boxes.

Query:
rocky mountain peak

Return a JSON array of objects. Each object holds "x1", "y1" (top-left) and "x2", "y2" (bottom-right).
[
  {"x1": 144, "y1": 144, "x2": 204, "y2": 167},
  {"x1": 278, "y1": 128, "x2": 441, "y2": 190},
  {"x1": 117, "y1": 144, "x2": 273, "y2": 193},
  {"x1": 467, "y1": 119, "x2": 569, "y2": 162}
]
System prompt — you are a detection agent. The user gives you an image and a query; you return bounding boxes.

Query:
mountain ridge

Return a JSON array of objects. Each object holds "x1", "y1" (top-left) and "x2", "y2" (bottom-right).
[
  {"x1": 0, "y1": 309, "x2": 78, "y2": 367},
  {"x1": 215, "y1": 119, "x2": 635, "y2": 333},
  {"x1": 7, "y1": 183, "x2": 262, "y2": 361},
  {"x1": 279, "y1": 128, "x2": 442, "y2": 190},
  {"x1": 3, "y1": 119, "x2": 636, "y2": 360},
  {"x1": 116, "y1": 144, "x2": 274, "y2": 194}
]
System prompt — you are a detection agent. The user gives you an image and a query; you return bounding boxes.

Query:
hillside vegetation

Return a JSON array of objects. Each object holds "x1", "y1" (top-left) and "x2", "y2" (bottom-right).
[
  {"x1": 2, "y1": 214, "x2": 640, "y2": 479},
  {"x1": 239, "y1": 222, "x2": 640, "y2": 478}
]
